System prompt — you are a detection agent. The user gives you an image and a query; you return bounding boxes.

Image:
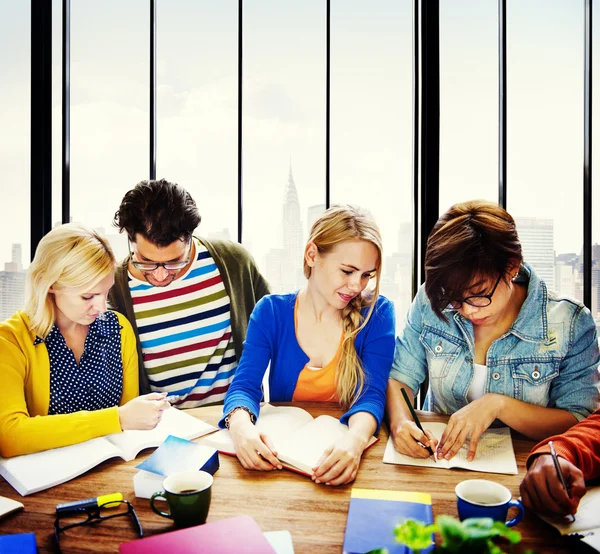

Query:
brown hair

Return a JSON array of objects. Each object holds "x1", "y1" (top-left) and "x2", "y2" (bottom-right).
[
  {"x1": 304, "y1": 204, "x2": 383, "y2": 409},
  {"x1": 113, "y1": 179, "x2": 201, "y2": 247},
  {"x1": 425, "y1": 200, "x2": 522, "y2": 319}
]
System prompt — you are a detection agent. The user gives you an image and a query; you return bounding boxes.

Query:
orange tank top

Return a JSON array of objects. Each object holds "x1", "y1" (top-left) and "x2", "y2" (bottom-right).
[{"x1": 292, "y1": 297, "x2": 343, "y2": 402}]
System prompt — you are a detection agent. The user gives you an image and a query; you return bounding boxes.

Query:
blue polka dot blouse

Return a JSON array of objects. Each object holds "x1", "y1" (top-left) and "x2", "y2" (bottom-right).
[{"x1": 35, "y1": 311, "x2": 124, "y2": 414}]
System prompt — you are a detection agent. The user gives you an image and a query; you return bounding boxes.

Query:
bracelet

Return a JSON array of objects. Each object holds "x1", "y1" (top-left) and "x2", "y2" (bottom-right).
[{"x1": 224, "y1": 406, "x2": 255, "y2": 429}]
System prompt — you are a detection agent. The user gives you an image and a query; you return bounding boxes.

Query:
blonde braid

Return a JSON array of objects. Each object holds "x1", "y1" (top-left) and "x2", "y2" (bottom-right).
[{"x1": 336, "y1": 282, "x2": 380, "y2": 409}]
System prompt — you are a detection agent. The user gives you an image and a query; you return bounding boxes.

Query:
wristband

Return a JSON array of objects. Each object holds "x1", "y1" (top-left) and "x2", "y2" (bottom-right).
[{"x1": 224, "y1": 406, "x2": 255, "y2": 429}]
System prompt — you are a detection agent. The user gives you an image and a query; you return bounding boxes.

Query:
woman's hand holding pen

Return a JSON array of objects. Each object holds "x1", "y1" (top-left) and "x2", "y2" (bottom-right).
[
  {"x1": 118, "y1": 392, "x2": 170, "y2": 431},
  {"x1": 520, "y1": 454, "x2": 586, "y2": 517},
  {"x1": 390, "y1": 420, "x2": 438, "y2": 458},
  {"x1": 438, "y1": 394, "x2": 503, "y2": 461},
  {"x1": 228, "y1": 410, "x2": 282, "y2": 471}
]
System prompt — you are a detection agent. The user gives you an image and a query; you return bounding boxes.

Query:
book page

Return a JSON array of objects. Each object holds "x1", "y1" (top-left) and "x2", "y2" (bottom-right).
[
  {"x1": 198, "y1": 404, "x2": 315, "y2": 455},
  {"x1": 0, "y1": 496, "x2": 24, "y2": 519},
  {"x1": 106, "y1": 406, "x2": 218, "y2": 460},
  {"x1": 382, "y1": 422, "x2": 450, "y2": 469},
  {"x1": 540, "y1": 487, "x2": 600, "y2": 536},
  {"x1": 0, "y1": 438, "x2": 122, "y2": 496},
  {"x1": 275, "y1": 415, "x2": 365, "y2": 475},
  {"x1": 449, "y1": 427, "x2": 518, "y2": 475}
]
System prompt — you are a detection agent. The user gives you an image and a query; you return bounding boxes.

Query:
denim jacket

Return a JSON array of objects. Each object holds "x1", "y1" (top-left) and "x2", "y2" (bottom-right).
[{"x1": 390, "y1": 263, "x2": 600, "y2": 421}]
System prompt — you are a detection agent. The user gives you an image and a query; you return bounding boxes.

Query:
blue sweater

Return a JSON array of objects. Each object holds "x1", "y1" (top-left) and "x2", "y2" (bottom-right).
[{"x1": 221, "y1": 292, "x2": 396, "y2": 430}]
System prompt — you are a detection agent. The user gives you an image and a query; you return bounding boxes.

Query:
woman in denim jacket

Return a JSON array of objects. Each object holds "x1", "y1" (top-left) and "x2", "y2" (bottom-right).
[{"x1": 387, "y1": 200, "x2": 600, "y2": 463}]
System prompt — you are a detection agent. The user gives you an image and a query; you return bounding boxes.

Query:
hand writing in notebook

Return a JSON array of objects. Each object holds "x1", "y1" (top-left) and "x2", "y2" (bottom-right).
[
  {"x1": 391, "y1": 420, "x2": 438, "y2": 458},
  {"x1": 520, "y1": 453, "x2": 587, "y2": 517},
  {"x1": 228, "y1": 409, "x2": 283, "y2": 471},
  {"x1": 437, "y1": 394, "x2": 502, "y2": 461}
]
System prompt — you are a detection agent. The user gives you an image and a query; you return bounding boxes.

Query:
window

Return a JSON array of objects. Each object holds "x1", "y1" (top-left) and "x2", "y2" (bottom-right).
[
  {"x1": 157, "y1": 1, "x2": 238, "y2": 239},
  {"x1": 242, "y1": 1, "x2": 326, "y2": 293},
  {"x1": 439, "y1": 0, "x2": 498, "y2": 213},
  {"x1": 507, "y1": 0, "x2": 583, "y2": 301},
  {"x1": 0, "y1": 0, "x2": 30, "y2": 319},
  {"x1": 70, "y1": 0, "x2": 149, "y2": 260},
  {"x1": 331, "y1": 0, "x2": 413, "y2": 326}
]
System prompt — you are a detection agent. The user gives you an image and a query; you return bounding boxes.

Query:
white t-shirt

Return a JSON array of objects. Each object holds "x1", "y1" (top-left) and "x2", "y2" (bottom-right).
[{"x1": 467, "y1": 362, "x2": 487, "y2": 402}]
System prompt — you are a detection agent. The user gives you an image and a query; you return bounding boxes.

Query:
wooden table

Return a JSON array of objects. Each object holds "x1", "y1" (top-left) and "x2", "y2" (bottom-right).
[{"x1": 0, "y1": 403, "x2": 589, "y2": 553}]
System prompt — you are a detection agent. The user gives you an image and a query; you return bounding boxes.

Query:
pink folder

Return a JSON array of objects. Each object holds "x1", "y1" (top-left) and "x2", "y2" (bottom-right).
[{"x1": 119, "y1": 515, "x2": 277, "y2": 554}]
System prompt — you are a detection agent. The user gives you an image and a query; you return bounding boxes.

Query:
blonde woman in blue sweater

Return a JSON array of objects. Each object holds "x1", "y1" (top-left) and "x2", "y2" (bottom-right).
[{"x1": 222, "y1": 205, "x2": 395, "y2": 486}]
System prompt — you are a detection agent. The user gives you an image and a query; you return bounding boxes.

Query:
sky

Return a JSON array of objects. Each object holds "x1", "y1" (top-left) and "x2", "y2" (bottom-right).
[{"x1": 0, "y1": 0, "x2": 597, "y2": 276}]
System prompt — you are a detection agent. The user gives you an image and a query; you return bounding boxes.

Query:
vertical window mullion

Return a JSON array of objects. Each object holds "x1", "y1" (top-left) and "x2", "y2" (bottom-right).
[
  {"x1": 498, "y1": 0, "x2": 507, "y2": 209},
  {"x1": 31, "y1": 0, "x2": 53, "y2": 258},
  {"x1": 150, "y1": 0, "x2": 156, "y2": 180},
  {"x1": 584, "y1": 0, "x2": 592, "y2": 309}
]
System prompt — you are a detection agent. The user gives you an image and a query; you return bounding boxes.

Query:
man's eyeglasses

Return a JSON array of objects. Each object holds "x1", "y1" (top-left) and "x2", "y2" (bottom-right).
[
  {"x1": 54, "y1": 500, "x2": 142, "y2": 553},
  {"x1": 128, "y1": 240, "x2": 192, "y2": 271},
  {"x1": 448, "y1": 274, "x2": 503, "y2": 310}
]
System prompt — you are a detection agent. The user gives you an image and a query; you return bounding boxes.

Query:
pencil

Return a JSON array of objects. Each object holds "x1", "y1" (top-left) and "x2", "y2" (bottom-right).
[
  {"x1": 400, "y1": 388, "x2": 435, "y2": 459},
  {"x1": 549, "y1": 441, "x2": 576, "y2": 523}
]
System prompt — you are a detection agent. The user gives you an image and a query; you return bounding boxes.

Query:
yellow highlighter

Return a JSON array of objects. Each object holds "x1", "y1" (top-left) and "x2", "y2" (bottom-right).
[{"x1": 56, "y1": 492, "x2": 124, "y2": 514}]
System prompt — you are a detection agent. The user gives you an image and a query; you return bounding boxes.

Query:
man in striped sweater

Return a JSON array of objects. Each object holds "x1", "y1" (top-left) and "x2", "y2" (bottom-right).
[{"x1": 108, "y1": 179, "x2": 270, "y2": 408}]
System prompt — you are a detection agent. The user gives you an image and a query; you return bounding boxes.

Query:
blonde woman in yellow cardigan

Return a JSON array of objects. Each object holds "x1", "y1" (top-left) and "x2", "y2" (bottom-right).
[{"x1": 0, "y1": 223, "x2": 170, "y2": 458}]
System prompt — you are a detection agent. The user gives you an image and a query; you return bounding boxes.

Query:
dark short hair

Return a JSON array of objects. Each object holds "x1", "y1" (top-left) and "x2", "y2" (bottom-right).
[
  {"x1": 425, "y1": 200, "x2": 523, "y2": 319},
  {"x1": 113, "y1": 179, "x2": 201, "y2": 247}
]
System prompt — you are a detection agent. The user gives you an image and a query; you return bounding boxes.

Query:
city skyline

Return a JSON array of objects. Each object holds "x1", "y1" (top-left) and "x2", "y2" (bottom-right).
[{"x1": 4, "y1": 165, "x2": 600, "y2": 330}]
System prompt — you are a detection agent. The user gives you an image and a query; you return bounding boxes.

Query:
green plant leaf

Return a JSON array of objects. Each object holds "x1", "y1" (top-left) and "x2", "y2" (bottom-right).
[
  {"x1": 393, "y1": 519, "x2": 436, "y2": 552},
  {"x1": 436, "y1": 515, "x2": 468, "y2": 551},
  {"x1": 490, "y1": 521, "x2": 521, "y2": 544}
]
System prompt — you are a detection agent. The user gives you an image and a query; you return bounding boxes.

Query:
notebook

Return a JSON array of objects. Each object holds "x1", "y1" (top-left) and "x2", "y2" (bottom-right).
[
  {"x1": 343, "y1": 489, "x2": 433, "y2": 554},
  {"x1": 540, "y1": 486, "x2": 600, "y2": 546},
  {"x1": 383, "y1": 424, "x2": 518, "y2": 475},
  {"x1": 0, "y1": 408, "x2": 217, "y2": 495}
]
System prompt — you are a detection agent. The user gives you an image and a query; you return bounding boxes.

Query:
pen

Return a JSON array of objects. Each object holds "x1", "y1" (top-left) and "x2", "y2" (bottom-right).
[
  {"x1": 56, "y1": 492, "x2": 123, "y2": 514},
  {"x1": 549, "y1": 441, "x2": 576, "y2": 523},
  {"x1": 400, "y1": 388, "x2": 436, "y2": 459},
  {"x1": 166, "y1": 394, "x2": 181, "y2": 404}
]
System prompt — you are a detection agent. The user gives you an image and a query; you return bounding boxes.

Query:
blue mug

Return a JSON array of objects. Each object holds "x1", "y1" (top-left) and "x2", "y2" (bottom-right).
[{"x1": 455, "y1": 479, "x2": 524, "y2": 527}]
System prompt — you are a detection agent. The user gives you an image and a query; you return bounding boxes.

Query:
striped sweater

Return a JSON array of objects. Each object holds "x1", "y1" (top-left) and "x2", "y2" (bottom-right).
[
  {"x1": 129, "y1": 243, "x2": 236, "y2": 407},
  {"x1": 108, "y1": 237, "x2": 270, "y2": 398}
]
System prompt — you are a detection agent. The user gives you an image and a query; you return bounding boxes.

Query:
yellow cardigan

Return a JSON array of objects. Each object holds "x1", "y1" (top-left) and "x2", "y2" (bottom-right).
[{"x1": 0, "y1": 310, "x2": 139, "y2": 458}]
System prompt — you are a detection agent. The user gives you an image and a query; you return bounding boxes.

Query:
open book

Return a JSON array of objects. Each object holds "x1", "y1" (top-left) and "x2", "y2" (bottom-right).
[
  {"x1": 540, "y1": 486, "x2": 600, "y2": 550},
  {"x1": 0, "y1": 407, "x2": 217, "y2": 496},
  {"x1": 382, "y1": 422, "x2": 518, "y2": 475},
  {"x1": 198, "y1": 403, "x2": 378, "y2": 476}
]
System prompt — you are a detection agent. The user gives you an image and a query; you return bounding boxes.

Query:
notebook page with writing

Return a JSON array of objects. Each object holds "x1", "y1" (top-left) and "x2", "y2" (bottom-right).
[
  {"x1": 540, "y1": 487, "x2": 600, "y2": 536},
  {"x1": 383, "y1": 422, "x2": 518, "y2": 475},
  {"x1": 449, "y1": 427, "x2": 518, "y2": 475}
]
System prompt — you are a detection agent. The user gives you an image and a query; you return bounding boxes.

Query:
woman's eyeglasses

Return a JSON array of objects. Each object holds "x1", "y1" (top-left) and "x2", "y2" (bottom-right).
[
  {"x1": 448, "y1": 274, "x2": 503, "y2": 310},
  {"x1": 53, "y1": 500, "x2": 142, "y2": 553}
]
